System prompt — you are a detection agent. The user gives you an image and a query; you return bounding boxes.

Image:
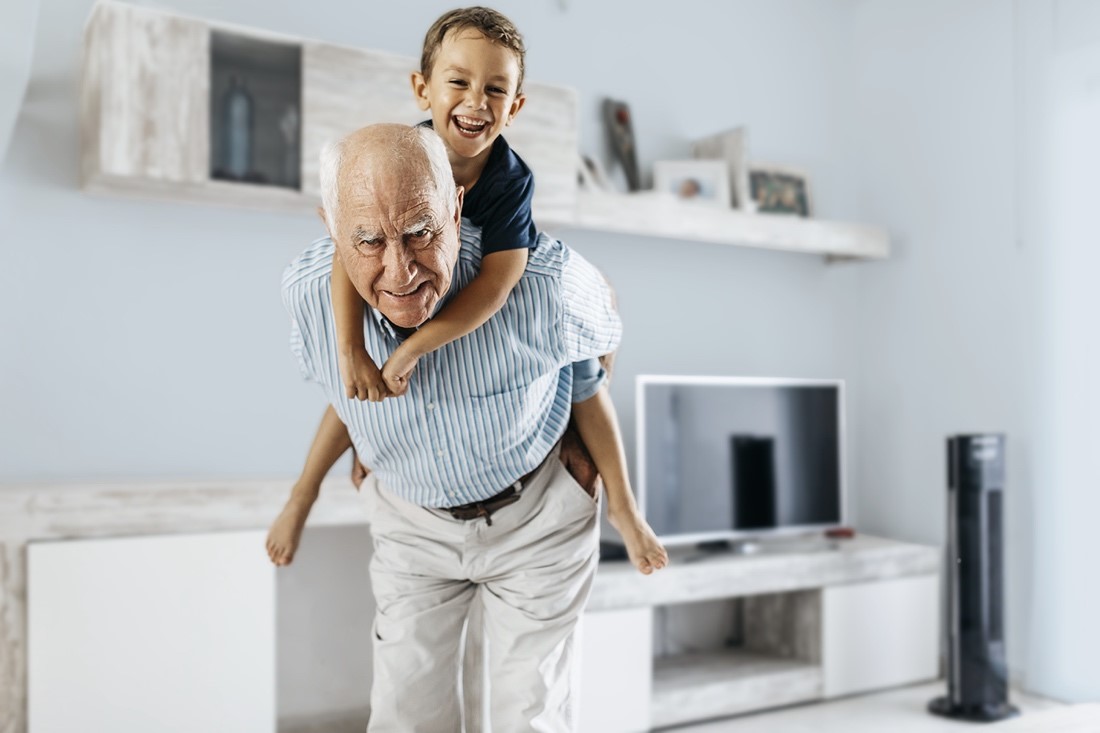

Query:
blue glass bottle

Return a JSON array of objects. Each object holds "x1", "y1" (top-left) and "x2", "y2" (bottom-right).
[{"x1": 222, "y1": 75, "x2": 253, "y2": 180}]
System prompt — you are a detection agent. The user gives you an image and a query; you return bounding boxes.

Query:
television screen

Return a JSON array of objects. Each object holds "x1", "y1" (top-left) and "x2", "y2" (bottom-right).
[{"x1": 638, "y1": 376, "x2": 845, "y2": 544}]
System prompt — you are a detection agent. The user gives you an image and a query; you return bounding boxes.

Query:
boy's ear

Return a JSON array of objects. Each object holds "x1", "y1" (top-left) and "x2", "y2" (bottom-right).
[
  {"x1": 411, "y1": 71, "x2": 431, "y2": 111},
  {"x1": 505, "y1": 93, "x2": 526, "y2": 126},
  {"x1": 453, "y1": 185, "x2": 465, "y2": 229}
]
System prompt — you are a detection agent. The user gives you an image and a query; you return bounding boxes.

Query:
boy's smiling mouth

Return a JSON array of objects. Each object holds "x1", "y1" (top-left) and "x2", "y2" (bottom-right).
[{"x1": 453, "y1": 115, "x2": 489, "y2": 137}]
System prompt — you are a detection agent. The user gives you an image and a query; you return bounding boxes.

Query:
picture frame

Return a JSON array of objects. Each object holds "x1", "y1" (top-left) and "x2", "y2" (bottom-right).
[
  {"x1": 652, "y1": 160, "x2": 731, "y2": 208},
  {"x1": 692, "y1": 127, "x2": 752, "y2": 211},
  {"x1": 748, "y1": 164, "x2": 812, "y2": 217}
]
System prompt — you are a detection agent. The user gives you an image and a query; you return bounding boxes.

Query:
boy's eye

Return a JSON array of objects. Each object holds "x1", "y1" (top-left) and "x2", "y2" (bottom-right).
[
  {"x1": 449, "y1": 79, "x2": 468, "y2": 88},
  {"x1": 487, "y1": 87, "x2": 506, "y2": 96}
]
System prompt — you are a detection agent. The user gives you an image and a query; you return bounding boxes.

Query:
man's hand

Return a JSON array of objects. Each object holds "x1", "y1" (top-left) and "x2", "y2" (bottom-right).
[
  {"x1": 559, "y1": 421, "x2": 600, "y2": 497},
  {"x1": 351, "y1": 448, "x2": 371, "y2": 491}
]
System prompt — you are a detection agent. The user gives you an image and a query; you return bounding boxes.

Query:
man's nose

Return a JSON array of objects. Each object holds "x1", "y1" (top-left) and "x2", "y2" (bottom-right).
[{"x1": 381, "y1": 244, "x2": 415, "y2": 281}]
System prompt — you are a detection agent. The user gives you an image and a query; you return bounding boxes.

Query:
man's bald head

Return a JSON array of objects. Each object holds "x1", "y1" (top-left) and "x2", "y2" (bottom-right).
[
  {"x1": 319, "y1": 123, "x2": 456, "y2": 234},
  {"x1": 318, "y1": 123, "x2": 465, "y2": 329}
]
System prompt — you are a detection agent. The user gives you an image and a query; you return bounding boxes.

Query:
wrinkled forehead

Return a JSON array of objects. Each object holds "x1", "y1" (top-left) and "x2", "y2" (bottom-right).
[{"x1": 338, "y1": 150, "x2": 445, "y2": 226}]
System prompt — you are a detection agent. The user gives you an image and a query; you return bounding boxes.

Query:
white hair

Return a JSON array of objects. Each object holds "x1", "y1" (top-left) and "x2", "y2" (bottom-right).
[{"x1": 318, "y1": 126, "x2": 457, "y2": 233}]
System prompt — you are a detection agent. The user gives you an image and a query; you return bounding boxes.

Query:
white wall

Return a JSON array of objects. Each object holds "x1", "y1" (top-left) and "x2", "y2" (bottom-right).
[
  {"x1": 843, "y1": 0, "x2": 1100, "y2": 703},
  {"x1": 0, "y1": 0, "x2": 861, "y2": 482}
]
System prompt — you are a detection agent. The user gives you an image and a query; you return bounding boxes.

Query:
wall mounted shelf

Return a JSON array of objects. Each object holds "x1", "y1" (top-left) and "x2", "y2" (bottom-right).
[{"x1": 80, "y1": 0, "x2": 889, "y2": 261}]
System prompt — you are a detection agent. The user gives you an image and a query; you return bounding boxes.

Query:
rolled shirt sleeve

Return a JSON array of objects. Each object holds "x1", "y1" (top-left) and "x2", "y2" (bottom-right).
[
  {"x1": 570, "y1": 358, "x2": 606, "y2": 403},
  {"x1": 559, "y1": 245, "x2": 622, "y2": 362}
]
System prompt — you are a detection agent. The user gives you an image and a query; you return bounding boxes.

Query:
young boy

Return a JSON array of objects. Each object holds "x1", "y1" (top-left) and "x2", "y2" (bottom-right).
[{"x1": 267, "y1": 7, "x2": 667, "y2": 575}]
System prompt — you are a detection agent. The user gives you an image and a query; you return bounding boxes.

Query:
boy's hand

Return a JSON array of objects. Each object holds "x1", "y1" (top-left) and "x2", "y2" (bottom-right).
[
  {"x1": 381, "y1": 346, "x2": 420, "y2": 397},
  {"x1": 338, "y1": 347, "x2": 390, "y2": 401}
]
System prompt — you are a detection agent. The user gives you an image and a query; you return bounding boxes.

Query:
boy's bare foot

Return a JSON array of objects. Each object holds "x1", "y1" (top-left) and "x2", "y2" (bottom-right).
[
  {"x1": 609, "y1": 509, "x2": 669, "y2": 575},
  {"x1": 338, "y1": 347, "x2": 389, "y2": 402},
  {"x1": 266, "y1": 495, "x2": 314, "y2": 566}
]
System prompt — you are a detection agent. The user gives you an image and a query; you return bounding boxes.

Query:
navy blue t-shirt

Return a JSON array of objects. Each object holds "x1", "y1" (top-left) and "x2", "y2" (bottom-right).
[{"x1": 420, "y1": 120, "x2": 538, "y2": 253}]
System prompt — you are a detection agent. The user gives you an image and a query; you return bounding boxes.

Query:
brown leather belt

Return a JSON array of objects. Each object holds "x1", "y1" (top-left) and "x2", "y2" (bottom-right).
[{"x1": 445, "y1": 468, "x2": 538, "y2": 525}]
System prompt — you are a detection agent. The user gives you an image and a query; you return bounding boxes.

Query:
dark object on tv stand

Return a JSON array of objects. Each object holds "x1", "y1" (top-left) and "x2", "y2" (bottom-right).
[{"x1": 929, "y1": 434, "x2": 1019, "y2": 723}]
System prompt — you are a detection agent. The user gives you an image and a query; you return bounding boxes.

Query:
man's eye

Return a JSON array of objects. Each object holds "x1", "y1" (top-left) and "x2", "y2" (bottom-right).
[
  {"x1": 410, "y1": 229, "x2": 431, "y2": 240},
  {"x1": 357, "y1": 238, "x2": 382, "y2": 249}
]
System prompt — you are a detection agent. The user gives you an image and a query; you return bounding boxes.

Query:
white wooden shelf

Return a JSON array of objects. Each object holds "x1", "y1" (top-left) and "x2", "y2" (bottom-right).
[
  {"x1": 651, "y1": 650, "x2": 822, "y2": 728},
  {"x1": 81, "y1": 1, "x2": 890, "y2": 262},
  {"x1": 556, "y1": 191, "x2": 890, "y2": 261}
]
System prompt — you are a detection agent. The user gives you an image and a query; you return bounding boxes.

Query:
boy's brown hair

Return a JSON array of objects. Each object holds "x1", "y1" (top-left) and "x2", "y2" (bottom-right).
[{"x1": 420, "y1": 7, "x2": 527, "y2": 93}]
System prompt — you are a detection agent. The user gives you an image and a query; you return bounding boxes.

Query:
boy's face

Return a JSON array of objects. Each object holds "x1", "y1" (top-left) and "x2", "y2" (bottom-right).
[{"x1": 412, "y1": 29, "x2": 526, "y2": 163}]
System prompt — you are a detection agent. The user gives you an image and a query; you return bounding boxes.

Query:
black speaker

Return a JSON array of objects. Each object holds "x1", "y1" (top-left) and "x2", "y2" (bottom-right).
[
  {"x1": 929, "y1": 434, "x2": 1019, "y2": 722},
  {"x1": 730, "y1": 435, "x2": 777, "y2": 529}
]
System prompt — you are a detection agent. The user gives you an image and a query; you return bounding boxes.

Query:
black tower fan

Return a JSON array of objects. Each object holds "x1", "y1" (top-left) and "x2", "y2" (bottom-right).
[{"x1": 929, "y1": 434, "x2": 1019, "y2": 722}]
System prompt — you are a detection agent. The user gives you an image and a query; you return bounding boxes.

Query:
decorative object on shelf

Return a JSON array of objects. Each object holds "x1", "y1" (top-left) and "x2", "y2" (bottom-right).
[
  {"x1": 217, "y1": 74, "x2": 254, "y2": 181},
  {"x1": 278, "y1": 103, "x2": 300, "y2": 187},
  {"x1": 652, "y1": 160, "x2": 731, "y2": 208},
  {"x1": 602, "y1": 97, "x2": 640, "y2": 191},
  {"x1": 749, "y1": 164, "x2": 812, "y2": 216},
  {"x1": 692, "y1": 127, "x2": 753, "y2": 211},
  {"x1": 577, "y1": 154, "x2": 612, "y2": 191}
]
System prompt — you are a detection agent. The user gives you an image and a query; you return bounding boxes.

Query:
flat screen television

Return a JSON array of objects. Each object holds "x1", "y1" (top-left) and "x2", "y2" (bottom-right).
[{"x1": 637, "y1": 375, "x2": 846, "y2": 546}]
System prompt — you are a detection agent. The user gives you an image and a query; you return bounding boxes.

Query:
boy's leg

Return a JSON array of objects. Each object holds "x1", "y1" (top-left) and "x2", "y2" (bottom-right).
[
  {"x1": 472, "y1": 451, "x2": 601, "y2": 732},
  {"x1": 364, "y1": 475, "x2": 474, "y2": 732}
]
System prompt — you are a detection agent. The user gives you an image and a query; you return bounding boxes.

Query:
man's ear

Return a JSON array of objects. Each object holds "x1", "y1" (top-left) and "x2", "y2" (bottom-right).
[
  {"x1": 505, "y1": 93, "x2": 526, "y2": 126},
  {"x1": 411, "y1": 71, "x2": 431, "y2": 111},
  {"x1": 317, "y1": 206, "x2": 335, "y2": 240}
]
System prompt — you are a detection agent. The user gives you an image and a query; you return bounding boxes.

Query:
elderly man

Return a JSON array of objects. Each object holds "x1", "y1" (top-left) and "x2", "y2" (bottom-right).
[{"x1": 280, "y1": 123, "x2": 621, "y2": 731}]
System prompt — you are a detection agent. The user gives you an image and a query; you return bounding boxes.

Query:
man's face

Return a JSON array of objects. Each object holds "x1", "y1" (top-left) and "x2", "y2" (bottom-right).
[{"x1": 329, "y1": 161, "x2": 463, "y2": 329}]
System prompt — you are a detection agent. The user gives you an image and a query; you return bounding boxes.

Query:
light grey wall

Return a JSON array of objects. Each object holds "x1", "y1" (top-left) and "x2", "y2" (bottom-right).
[
  {"x1": 842, "y1": 0, "x2": 1100, "y2": 703},
  {"x1": 0, "y1": 0, "x2": 861, "y2": 482},
  {"x1": 0, "y1": 0, "x2": 37, "y2": 160}
]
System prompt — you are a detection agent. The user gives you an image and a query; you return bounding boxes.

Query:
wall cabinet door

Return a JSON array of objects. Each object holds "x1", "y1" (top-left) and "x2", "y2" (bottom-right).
[
  {"x1": 822, "y1": 574, "x2": 940, "y2": 698},
  {"x1": 578, "y1": 607, "x2": 652, "y2": 733},
  {"x1": 28, "y1": 530, "x2": 275, "y2": 733},
  {"x1": 82, "y1": 2, "x2": 209, "y2": 188}
]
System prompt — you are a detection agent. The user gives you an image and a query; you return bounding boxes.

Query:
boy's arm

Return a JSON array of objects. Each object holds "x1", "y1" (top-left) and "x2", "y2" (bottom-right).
[
  {"x1": 332, "y1": 252, "x2": 387, "y2": 401},
  {"x1": 383, "y1": 248, "x2": 528, "y2": 391},
  {"x1": 570, "y1": 386, "x2": 640, "y2": 518},
  {"x1": 289, "y1": 404, "x2": 356, "y2": 503}
]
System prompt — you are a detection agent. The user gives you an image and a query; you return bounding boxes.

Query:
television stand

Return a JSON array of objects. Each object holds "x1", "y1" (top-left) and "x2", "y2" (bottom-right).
[{"x1": 579, "y1": 534, "x2": 941, "y2": 732}]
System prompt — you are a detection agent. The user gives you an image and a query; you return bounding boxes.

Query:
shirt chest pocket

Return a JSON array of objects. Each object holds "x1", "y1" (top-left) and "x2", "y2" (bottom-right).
[{"x1": 463, "y1": 373, "x2": 557, "y2": 461}]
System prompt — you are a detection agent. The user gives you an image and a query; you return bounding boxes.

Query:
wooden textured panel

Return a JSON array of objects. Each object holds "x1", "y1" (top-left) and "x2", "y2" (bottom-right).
[
  {"x1": 651, "y1": 650, "x2": 822, "y2": 728},
  {"x1": 300, "y1": 42, "x2": 422, "y2": 200},
  {"x1": 300, "y1": 44, "x2": 577, "y2": 225},
  {"x1": 82, "y1": 2, "x2": 208, "y2": 185}
]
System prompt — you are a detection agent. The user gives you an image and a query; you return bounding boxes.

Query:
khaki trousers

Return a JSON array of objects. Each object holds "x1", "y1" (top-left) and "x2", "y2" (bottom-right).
[{"x1": 363, "y1": 446, "x2": 600, "y2": 733}]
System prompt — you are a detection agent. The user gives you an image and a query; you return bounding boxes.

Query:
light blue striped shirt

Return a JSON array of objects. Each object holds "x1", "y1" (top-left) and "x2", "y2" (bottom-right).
[{"x1": 282, "y1": 225, "x2": 622, "y2": 507}]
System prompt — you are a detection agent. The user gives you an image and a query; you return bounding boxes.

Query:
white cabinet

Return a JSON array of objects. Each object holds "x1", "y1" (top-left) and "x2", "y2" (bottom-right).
[
  {"x1": 27, "y1": 530, "x2": 275, "y2": 733},
  {"x1": 578, "y1": 608, "x2": 652, "y2": 733},
  {"x1": 822, "y1": 574, "x2": 941, "y2": 698}
]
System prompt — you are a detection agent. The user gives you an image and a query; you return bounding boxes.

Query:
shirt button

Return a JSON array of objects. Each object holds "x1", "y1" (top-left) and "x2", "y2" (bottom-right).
[
  {"x1": 427, "y1": 403, "x2": 436, "y2": 411},
  {"x1": 437, "y1": 449, "x2": 445, "y2": 458}
]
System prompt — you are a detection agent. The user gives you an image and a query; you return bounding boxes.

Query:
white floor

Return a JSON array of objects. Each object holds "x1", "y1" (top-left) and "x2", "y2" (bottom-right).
[{"x1": 669, "y1": 681, "x2": 1065, "y2": 733}]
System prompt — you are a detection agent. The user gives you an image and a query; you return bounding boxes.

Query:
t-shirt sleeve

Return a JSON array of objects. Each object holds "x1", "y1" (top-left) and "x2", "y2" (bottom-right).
[
  {"x1": 478, "y1": 172, "x2": 539, "y2": 254},
  {"x1": 570, "y1": 358, "x2": 607, "y2": 403},
  {"x1": 559, "y1": 245, "x2": 622, "y2": 362}
]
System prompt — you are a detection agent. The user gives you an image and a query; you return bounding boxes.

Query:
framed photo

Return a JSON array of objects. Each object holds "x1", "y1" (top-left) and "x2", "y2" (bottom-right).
[
  {"x1": 692, "y1": 127, "x2": 751, "y2": 210},
  {"x1": 652, "y1": 160, "x2": 731, "y2": 207},
  {"x1": 748, "y1": 165, "x2": 812, "y2": 217}
]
